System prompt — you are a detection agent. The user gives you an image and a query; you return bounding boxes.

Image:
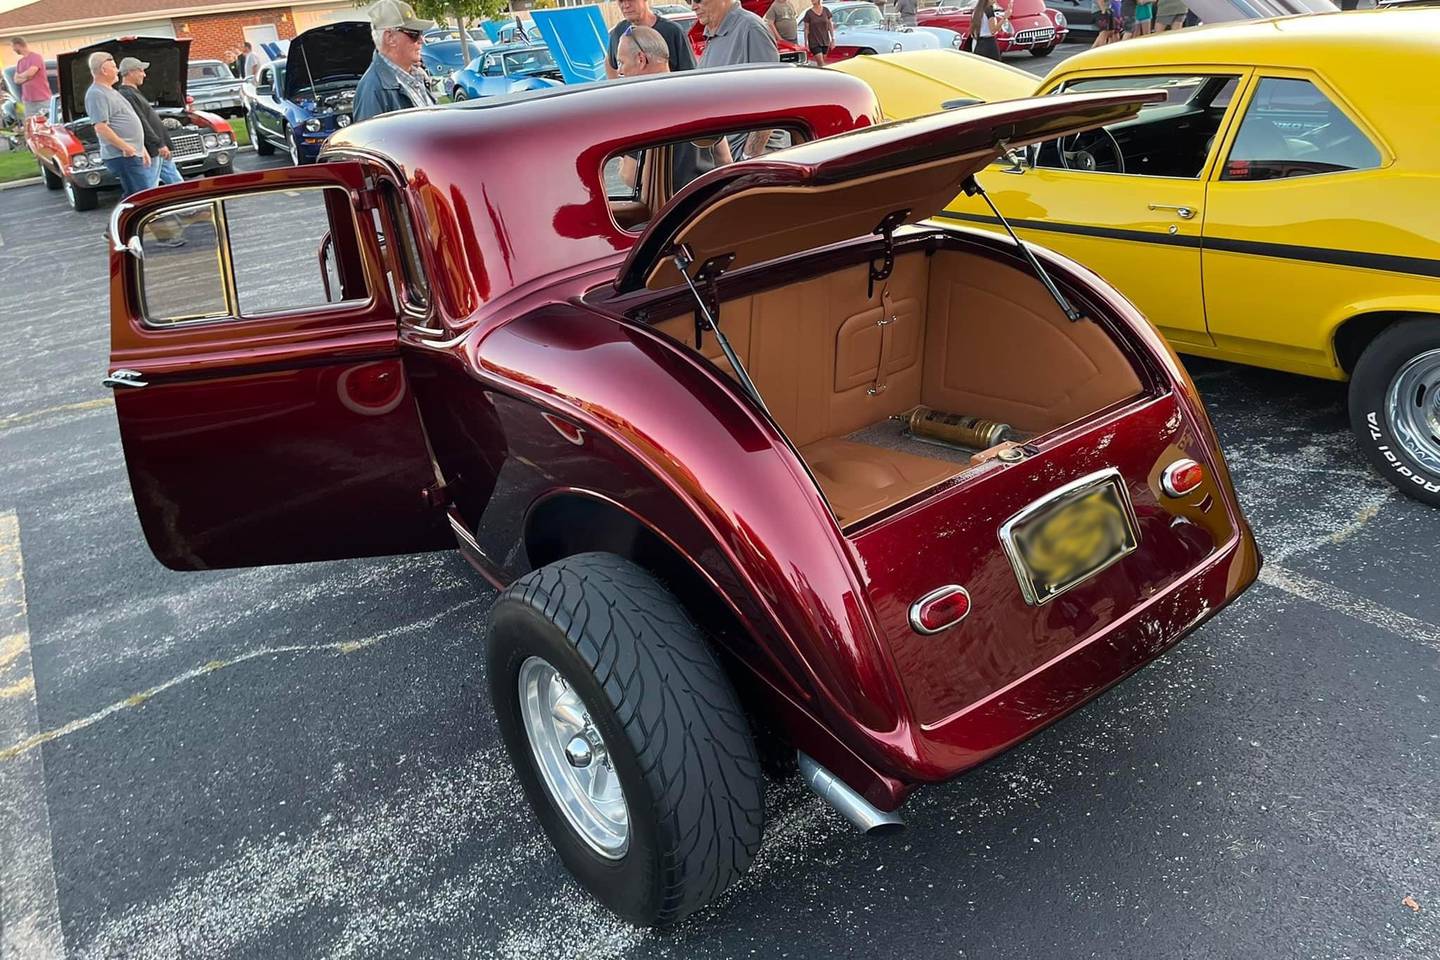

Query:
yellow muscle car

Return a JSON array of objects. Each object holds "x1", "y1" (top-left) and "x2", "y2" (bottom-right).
[{"x1": 838, "y1": 13, "x2": 1440, "y2": 505}]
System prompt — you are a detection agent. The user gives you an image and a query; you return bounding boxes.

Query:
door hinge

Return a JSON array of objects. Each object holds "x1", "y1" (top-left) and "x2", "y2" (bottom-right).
[
  {"x1": 690, "y1": 252, "x2": 734, "y2": 350},
  {"x1": 420, "y1": 481, "x2": 450, "y2": 509}
]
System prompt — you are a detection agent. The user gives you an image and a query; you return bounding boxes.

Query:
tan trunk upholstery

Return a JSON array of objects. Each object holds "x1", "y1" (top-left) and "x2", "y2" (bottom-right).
[{"x1": 652, "y1": 248, "x2": 1141, "y2": 526}]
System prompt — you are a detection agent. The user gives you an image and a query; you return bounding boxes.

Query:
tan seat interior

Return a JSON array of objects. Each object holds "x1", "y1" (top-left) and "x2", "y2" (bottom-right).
[{"x1": 653, "y1": 249, "x2": 1143, "y2": 527}]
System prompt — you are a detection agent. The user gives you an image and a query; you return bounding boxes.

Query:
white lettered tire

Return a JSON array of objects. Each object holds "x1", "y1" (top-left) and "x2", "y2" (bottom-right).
[{"x1": 1349, "y1": 319, "x2": 1440, "y2": 507}]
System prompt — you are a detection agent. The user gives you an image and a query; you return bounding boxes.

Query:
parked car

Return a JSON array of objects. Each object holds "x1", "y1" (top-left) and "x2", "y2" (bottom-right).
[
  {"x1": 186, "y1": 58, "x2": 247, "y2": 117},
  {"x1": 811, "y1": 1, "x2": 961, "y2": 61},
  {"x1": 449, "y1": 43, "x2": 564, "y2": 100},
  {"x1": 1044, "y1": 0, "x2": 1102, "y2": 41},
  {"x1": 419, "y1": 29, "x2": 486, "y2": 90},
  {"x1": 862, "y1": 9, "x2": 1440, "y2": 505},
  {"x1": 27, "y1": 37, "x2": 235, "y2": 211},
  {"x1": 103, "y1": 65, "x2": 1258, "y2": 923},
  {"x1": 243, "y1": 21, "x2": 368, "y2": 165},
  {"x1": 918, "y1": 0, "x2": 1069, "y2": 57}
]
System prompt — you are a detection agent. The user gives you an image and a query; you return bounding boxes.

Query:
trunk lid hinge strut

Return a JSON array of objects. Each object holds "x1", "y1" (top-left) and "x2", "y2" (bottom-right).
[
  {"x1": 671, "y1": 246, "x2": 773, "y2": 418},
  {"x1": 869, "y1": 209, "x2": 910, "y2": 298},
  {"x1": 962, "y1": 174, "x2": 1085, "y2": 322}
]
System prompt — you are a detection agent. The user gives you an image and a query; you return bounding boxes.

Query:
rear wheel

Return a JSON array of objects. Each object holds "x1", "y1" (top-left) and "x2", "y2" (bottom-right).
[
  {"x1": 1349, "y1": 319, "x2": 1440, "y2": 506},
  {"x1": 487, "y1": 553, "x2": 765, "y2": 926},
  {"x1": 450, "y1": 86, "x2": 468, "y2": 101},
  {"x1": 858, "y1": 46, "x2": 877, "y2": 55},
  {"x1": 39, "y1": 158, "x2": 61, "y2": 189},
  {"x1": 63, "y1": 178, "x2": 97, "y2": 211}
]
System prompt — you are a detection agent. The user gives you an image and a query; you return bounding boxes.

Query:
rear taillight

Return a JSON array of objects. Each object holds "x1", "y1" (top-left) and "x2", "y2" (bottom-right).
[
  {"x1": 909, "y1": 585, "x2": 971, "y2": 634},
  {"x1": 1160, "y1": 459, "x2": 1205, "y2": 498}
]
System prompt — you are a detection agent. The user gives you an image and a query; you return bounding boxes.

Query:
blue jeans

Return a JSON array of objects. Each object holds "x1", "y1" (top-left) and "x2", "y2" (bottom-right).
[
  {"x1": 103, "y1": 154, "x2": 154, "y2": 198},
  {"x1": 150, "y1": 156, "x2": 183, "y2": 187}
]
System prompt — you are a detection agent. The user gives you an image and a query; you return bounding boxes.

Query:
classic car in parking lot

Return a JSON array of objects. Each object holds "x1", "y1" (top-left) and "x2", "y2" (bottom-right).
[
  {"x1": 420, "y1": 28, "x2": 485, "y2": 91},
  {"x1": 103, "y1": 64, "x2": 1258, "y2": 923},
  {"x1": 864, "y1": 9, "x2": 1440, "y2": 504},
  {"x1": 449, "y1": 42, "x2": 563, "y2": 100},
  {"x1": 810, "y1": 0, "x2": 963, "y2": 60},
  {"x1": 186, "y1": 58, "x2": 246, "y2": 117},
  {"x1": 244, "y1": 21, "x2": 367, "y2": 164},
  {"x1": 26, "y1": 36, "x2": 236, "y2": 210},
  {"x1": 918, "y1": 0, "x2": 1069, "y2": 56}
]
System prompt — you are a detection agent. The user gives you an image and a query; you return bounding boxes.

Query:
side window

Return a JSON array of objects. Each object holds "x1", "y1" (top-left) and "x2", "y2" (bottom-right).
[
  {"x1": 604, "y1": 125, "x2": 803, "y2": 233},
  {"x1": 1221, "y1": 77, "x2": 1380, "y2": 182},
  {"x1": 1034, "y1": 74, "x2": 1240, "y2": 179},
  {"x1": 255, "y1": 67, "x2": 272, "y2": 93},
  {"x1": 136, "y1": 186, "x2": 369, "y2": 326}
]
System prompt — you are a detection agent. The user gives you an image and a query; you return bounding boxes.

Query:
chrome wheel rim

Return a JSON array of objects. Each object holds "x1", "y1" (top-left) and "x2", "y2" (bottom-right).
[
  {"x1": 288, "y1": 134, "x2": 299, "y2": 165},
  {"x1": 1387, "y1": 348, "x2": 1440, "y2": 476},
  {"x1": 517, "y1": 656, "x2": 629, "y2": 858}
]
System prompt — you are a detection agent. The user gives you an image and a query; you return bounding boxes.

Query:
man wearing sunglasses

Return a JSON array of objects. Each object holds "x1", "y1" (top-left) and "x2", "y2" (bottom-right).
[{"x1": 354, "y1": 0, "x2": 437, "y2": 124}]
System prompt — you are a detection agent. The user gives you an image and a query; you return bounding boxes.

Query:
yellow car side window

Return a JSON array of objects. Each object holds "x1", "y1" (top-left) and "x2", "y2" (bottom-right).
[
  {"x1": 1034, "y1": 74, "x2": 1240, "y2": 179},
  {"x1": 1220, "y1": 77, "x2": 1381, "y2": 182}
]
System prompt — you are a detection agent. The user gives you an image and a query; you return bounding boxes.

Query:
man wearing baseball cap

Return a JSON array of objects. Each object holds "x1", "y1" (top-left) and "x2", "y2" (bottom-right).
[
  {"x1": 116, "y1": 57, "x2": 182, "y2": 188},
  {"x1": 353, "y1": 0, "x2": 437, "y2": 124}
]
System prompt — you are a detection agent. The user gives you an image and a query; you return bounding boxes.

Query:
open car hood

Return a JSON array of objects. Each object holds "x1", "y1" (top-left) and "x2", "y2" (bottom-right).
[
  {"x1": 284, "y1": 21, "x2": 373, "y2": 100},
  {"x1": 58, "y1": 37, "x2": 190, "y2": 124},
  {"x1": 616, "y1": 90, "x2": 1163, "y2": 294}
]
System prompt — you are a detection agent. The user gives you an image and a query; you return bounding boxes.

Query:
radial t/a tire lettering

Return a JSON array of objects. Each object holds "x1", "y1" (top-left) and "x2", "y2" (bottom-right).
[
  {"x1": 486, "y1": 552, "x2": 766, "y2": 926},
  {"x1": 1348, "y1": 318, "x2": 1440, "y2": 507}
]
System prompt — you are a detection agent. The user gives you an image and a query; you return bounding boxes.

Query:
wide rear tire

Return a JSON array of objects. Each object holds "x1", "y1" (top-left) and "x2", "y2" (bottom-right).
[
  {"x1": 487, "y1": 552, "x2": 765, "y2": 926},
  {"x1": 1349, "y1": 319, "x2": 1440, "y2": 506}
]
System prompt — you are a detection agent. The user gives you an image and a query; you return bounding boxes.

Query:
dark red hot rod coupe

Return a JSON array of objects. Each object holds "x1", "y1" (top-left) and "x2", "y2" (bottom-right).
[{"x1": 103, "y1": 67, "x2": 1259, "y2": 924}]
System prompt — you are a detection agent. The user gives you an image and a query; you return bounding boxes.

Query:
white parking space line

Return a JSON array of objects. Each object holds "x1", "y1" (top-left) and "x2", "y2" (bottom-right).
[
  {"x1": 1260, "y1": 564, "x2": 1440, "y2": 655},
  {"x1": 0, "y1": 512, "x2": 66, "y2": 960}
]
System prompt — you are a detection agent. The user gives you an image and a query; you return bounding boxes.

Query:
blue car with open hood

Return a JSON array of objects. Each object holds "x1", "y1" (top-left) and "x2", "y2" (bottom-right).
[{"x1": 243, "y1": 20, "x2": 369, "y2": 165}]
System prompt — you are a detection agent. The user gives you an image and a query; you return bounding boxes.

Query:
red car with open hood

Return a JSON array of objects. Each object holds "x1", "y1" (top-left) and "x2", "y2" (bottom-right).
[{"x1": 103, "y1": 66, "x2": 1258, "y2": 926}]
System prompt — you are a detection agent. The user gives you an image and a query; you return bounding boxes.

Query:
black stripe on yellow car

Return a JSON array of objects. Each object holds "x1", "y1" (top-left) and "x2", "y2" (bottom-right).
[{"x1": 936, "y1": 211, "x2": 1440, "y2": 280}]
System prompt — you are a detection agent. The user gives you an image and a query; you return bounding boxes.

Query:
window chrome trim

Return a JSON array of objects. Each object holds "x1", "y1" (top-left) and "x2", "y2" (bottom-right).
[{"x1": 997, "y1": 467, "x2": 1141, "y2": 607}]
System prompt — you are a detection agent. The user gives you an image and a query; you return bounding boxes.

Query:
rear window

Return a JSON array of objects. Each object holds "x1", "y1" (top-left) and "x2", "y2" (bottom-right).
[
  {"x1": 1221, "y1": 77, "x2": 1381, "y2": 181},
  {"x1": 188, "y1": 63, "x2": 231, "y2": 82}
]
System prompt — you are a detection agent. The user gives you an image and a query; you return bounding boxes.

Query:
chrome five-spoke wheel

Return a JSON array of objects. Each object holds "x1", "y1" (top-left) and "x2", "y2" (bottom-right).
[
  {"x1": 1386, "y1": 348, "x2": 1440, "y2": 476},
  {"x1": 517, "y1": 656, "x2": 629, "y2": 858}
]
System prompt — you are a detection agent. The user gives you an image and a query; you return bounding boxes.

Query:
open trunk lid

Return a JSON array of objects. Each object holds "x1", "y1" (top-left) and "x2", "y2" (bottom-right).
[{"x1": 614, "y1": 89, "x2": 1163, "y2": 294}]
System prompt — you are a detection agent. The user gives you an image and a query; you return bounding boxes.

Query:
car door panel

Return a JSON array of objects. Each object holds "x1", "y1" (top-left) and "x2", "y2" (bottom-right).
[{"x1": 110, "y1": 162, "x2": 452, "y2": 569}]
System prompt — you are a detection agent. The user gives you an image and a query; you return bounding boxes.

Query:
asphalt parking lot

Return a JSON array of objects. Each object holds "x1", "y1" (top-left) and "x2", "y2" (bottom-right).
[{"x1": 2, "y1": 59, "x2": 1438, "y2": 960}]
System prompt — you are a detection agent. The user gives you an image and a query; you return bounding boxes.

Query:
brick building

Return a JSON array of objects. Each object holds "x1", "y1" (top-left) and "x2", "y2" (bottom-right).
[{"x1": 0, "y1": 0, "x2": 367, "y2": 69}]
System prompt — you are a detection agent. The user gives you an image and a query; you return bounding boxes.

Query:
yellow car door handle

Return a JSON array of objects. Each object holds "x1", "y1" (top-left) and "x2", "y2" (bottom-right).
[{"x1": 1148, "y1": 203, "x2": 1197, "y2": 220}]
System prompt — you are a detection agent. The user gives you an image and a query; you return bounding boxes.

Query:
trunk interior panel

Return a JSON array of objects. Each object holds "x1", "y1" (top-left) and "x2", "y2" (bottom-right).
[{"x1": 652, "y1": 249, "x2": 1145, "y2": 527}]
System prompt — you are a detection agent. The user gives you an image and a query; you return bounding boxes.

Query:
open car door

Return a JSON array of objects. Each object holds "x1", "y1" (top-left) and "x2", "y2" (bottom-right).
[{"x1": 107, "y1": 162, "x2": 452, "y2": 569}]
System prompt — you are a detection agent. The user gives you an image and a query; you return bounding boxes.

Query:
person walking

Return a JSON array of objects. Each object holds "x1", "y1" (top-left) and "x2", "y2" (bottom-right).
[
  {"x1": 353, "y1": 0, "x2": 437, "y2": 124},
  {"x1": 84, "y1": 51, "x2": 151, "y2": 198},
  {"x1": 10, "y1": 37, "x2": 51, "y2": 123},
  {"x1": 968, "y1": 0, "x2": 1002, "y2": 59},
  {"x1": 1155, "y1": 0, "x2": 1187, "y2": 29},
  {"x1": 116, "y1": 57, "x2": 182, "y2": 188},
  {"x1": 1092, "y1": 0, "x2": 1117, "y2": 45},
  {"x1": 764, "y1": 0, "x2": 800, "y2": 46},
  {"x1": 605, "y1": 0, "x2": 695, "y2": 79},
  {"x1": 1131, "y1": 0, "x2": 1155, "y2": 35},
  {"x1": 799, "y1": 0, "x2": 834, "y2": 65},
  {"x1": 895, "y1": 0, "x2": 919, "y2": 27}
]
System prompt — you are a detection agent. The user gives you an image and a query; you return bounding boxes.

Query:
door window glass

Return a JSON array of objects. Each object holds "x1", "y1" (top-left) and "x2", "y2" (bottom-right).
[
  {"x1": 1034, "y1": 74, "x2": 1240, "y2": 178},
  {"x1": 135, "y1": 186, "x2": 369, "y2": 326},
  {"x1": 1221, "y1": 77, "x2": 1380, "y2": 181},
  {"x1": 139, "y1": 203, "x2": 229, "y2": 324}
]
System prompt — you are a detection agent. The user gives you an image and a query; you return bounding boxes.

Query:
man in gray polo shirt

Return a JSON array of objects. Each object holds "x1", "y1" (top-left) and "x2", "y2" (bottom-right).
[
  {"x1": 695, "y1": 0, "x2": 778, "y2": 69},
  {"x1": 83, "y1": 50, "x2": 151, "y2": 198}
]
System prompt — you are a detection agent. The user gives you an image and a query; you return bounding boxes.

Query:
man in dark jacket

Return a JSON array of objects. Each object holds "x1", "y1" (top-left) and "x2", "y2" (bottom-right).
[
  {"x1": 116, "y1": 57, "x2": 182, "y2": 187},
  {"x1": 353, "y1": 0, "x2": 436, "y2": 124}
]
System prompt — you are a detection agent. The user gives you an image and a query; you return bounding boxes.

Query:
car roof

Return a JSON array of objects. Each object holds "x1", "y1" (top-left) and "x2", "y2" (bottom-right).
[
  {"x1": 1053, "y1": 8, "x2": 1437, "y2": 75},
  {"x1": 325, "y1": 65, "x2": 881, "y2": 328}
]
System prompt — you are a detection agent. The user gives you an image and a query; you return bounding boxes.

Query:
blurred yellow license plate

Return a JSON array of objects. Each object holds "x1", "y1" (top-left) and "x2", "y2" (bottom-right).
[{"x1": 999, "y1": 469, "x2": 1140, "y2": 606}]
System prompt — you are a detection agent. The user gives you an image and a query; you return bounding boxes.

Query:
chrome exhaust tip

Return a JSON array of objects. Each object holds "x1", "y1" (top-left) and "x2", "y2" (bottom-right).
[{"x1": 797, "y1": 752, "x2": 905, "y2": 835}]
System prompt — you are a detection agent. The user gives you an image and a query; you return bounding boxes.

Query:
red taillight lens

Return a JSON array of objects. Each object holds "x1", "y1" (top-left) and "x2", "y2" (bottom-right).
[
  {"x1": 1161, "y1": 459, "x2": 1205, "y2": 498},
  {"x1": 909, "y1": 585, "x2": 971, "y2": 635}
]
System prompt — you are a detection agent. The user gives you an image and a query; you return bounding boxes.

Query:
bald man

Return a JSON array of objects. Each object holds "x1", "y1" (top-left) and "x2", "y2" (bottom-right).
[{"x1": 616, "y1": 25, "x2": 671, "y2": 77}]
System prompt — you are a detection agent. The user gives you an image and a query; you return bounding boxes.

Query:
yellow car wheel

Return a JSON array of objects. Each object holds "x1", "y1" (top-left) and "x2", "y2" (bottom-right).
[{"x1": 1349, "y1": 319, "x2": 1440, "y2": 507}]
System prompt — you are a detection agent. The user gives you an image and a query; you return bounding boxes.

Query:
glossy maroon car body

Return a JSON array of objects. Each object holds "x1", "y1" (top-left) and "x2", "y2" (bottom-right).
[
  {"x1": 106, "y1": 65, "x2": 1258, "y2": 813},
  {"x1": 919, "y1": 0, "x2": 1068, "y2": 55}
]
